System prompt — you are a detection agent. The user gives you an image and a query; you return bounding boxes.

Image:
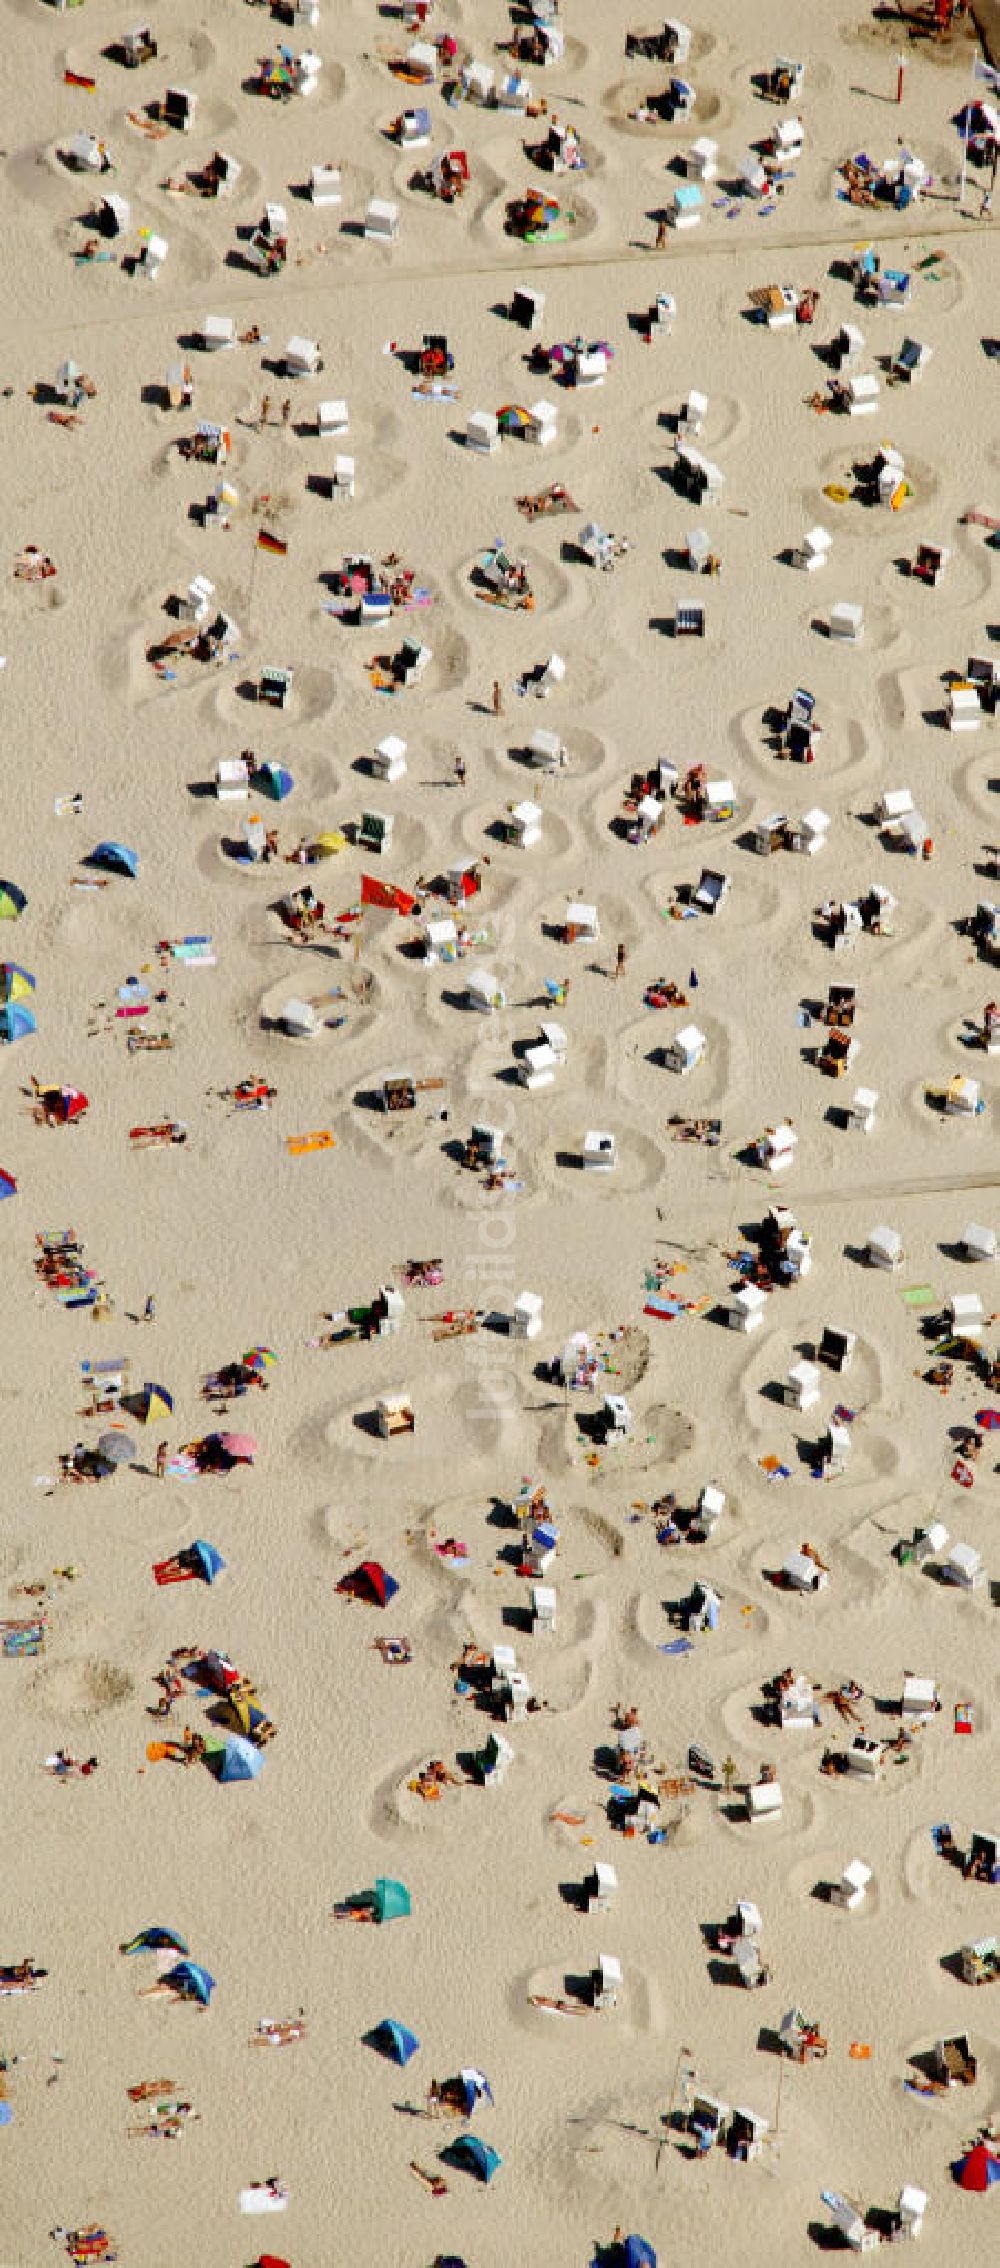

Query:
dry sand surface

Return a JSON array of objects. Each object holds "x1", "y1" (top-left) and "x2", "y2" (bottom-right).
[{"x1": 2, "y1": 0, "x2": 1000, "y2": 2261}]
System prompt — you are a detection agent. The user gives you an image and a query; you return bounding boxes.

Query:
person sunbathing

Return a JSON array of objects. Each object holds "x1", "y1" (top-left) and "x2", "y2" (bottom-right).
[
  {"x1": 426, "y1": 1758, "x2": 461, "y2": 1786},
  {"x1": 411, "y1": 1774, "x2": 442, "y2": 1801},
  {"x1": 130, "y1": 2101, "x2": 198, "y2": 2139},
  {"x1": 149, "y1": 1667, "x2": 184, "y2": 1715},
  {"x1": 253, "y1": 2014, "x2": 307, "y2": 2045},
  {"x1": 452, "y1": 1641, "x2": 488, "y2": 1671},
  {"x1": 45, "y1": 1750, "x2": 99, "y2": 1777},
  {"x1": 965, "y1": 1851, "x2": 994, "y2": 1882},
  {"x1": 157, "y1": 1726, "x2": 205, "y2": 1767}
]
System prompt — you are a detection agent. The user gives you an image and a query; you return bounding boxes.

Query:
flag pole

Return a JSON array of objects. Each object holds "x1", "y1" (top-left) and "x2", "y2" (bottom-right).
[{"x1": 958, "y1": 51, "x2": 977, "y2": 212}]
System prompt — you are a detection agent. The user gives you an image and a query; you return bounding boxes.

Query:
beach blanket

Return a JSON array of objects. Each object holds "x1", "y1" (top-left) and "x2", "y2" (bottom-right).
[
  {"x1": 166, "y1": 1453, "x2": 199, "y2": 1482},
  {"x1": 1, "y1": 1620, "x2": 45, "y2": 1656},
  {"x1": 169, "y1": 936, "x2": 215, "y2": 965}
]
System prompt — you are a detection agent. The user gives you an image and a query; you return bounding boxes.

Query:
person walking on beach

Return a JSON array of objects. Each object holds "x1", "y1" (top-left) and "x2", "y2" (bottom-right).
[
  {"x1": 654, "y1": 215, "x2": 668, "y2": 250},
  {"x1": 259, "y1": 393, "x2": 271, "y2": 428},
  {"x1": 281, "y1": 397, "x2": 292, "y2": 427},
  {"x1": 615, "y1": 941, "x2": 627, "y2": 980},
  {"x1": 143, "y1": 1293, "x2": 156, "y2": 1325},
  {"x1": 455, "y1": 753, "x2": 467, "y2": 788}
]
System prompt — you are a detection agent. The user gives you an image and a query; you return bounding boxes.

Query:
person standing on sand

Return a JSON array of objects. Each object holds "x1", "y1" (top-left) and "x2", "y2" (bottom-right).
[
  {"x1": 143, "y1": 1293, "x2": 156, "y2": 1325},
  {"x1": 155, "y1": 1441, "x2": 168, "y2": 1482},
  {"x1": 492, "y1": 679, "x2": 503, "y2": 717},
  {"x1": 615, "y1": 941, "x2": 627, "y2": 980},
  {"x1": 260, "y1": 394, "x2": 271, "y2": 428},
  {"x1": 654, "y1": 216, "x2": 668, "y2": 250}
]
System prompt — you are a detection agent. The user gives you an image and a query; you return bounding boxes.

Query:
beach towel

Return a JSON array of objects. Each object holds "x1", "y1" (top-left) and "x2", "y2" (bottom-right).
[
  {"x1": 239, "y1": 2187, "x2": 287, "y2": 2215},
  {"x1": 361, "y1": 875, "x2": 415, "y2": 914},
  {"x1": 286, "y1": 1131, "x2": 336, "y2": 1155}
]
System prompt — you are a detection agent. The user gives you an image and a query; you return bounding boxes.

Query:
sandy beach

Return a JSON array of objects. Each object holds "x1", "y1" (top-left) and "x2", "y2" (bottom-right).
[{"x1": 2, "y1": 1, "x2": 1000, "y2": 2262}]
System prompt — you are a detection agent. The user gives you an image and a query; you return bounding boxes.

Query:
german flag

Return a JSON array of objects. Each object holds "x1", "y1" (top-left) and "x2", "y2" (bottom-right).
[
  {"x1": 256, "y1": 529, "x2": 288, "y2": 557},
  {"x1": 64, "y1": 70, "x2": 97, "y2": 90}
]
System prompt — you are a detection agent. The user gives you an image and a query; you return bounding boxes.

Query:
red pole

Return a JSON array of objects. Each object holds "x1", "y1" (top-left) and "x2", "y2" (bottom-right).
[{"x1": 896, "y1": 54, "x2": 905, "y2": 104}]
